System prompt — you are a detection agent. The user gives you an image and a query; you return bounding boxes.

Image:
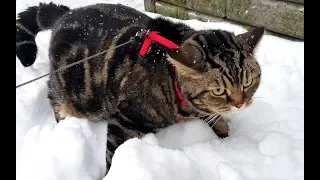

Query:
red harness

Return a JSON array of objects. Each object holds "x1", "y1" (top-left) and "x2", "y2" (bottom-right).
[{"x1": 138, "y1": 31, "x2": 188, "y2": 107}]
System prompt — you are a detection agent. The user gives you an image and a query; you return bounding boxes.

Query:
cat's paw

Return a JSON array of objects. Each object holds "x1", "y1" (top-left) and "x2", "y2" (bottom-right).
[
  {"x1": 215, "y1": 131, "x2": 229, "y2": 139},
  {"x1": 212, "y1": 118, "x2": 229, "y2": 139}
]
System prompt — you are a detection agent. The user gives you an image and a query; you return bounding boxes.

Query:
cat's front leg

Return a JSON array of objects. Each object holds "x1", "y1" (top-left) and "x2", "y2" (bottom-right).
[{"x1": 209, "y1": 117, "x2": 229, "y2": 139}]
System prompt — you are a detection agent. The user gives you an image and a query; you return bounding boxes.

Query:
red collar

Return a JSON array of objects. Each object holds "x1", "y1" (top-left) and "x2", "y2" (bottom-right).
[
  {"x1": 138, "y1": 30, "x2": 188, "y2": 107},
  {"x1": 174, "y1": 80, "x2": 188, "y2": 107}
]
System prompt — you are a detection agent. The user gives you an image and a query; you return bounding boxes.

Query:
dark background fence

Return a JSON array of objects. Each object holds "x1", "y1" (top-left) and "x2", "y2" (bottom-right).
[{"x1": 144, "y1": 0, "x2": 304, "y2": 40}]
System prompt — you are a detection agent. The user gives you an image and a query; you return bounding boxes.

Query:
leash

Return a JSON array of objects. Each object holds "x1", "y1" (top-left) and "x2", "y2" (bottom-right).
[
  {"x1": 16, "y1": 31, "x2": 145, "y2": 89},
  {"x1": 16, "y1": 29, "x2": 188, "y2": 107},
  {"x1": 16, "y1": 41, "x2": 132, "y2": 88}
]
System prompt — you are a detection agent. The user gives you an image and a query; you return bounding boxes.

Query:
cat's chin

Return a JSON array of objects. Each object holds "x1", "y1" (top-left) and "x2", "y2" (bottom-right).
[
  {"x1": 221, "y1": 105, "x2": 249, "y2": 118},
  {"x1": 224, "y1": 99, "x2": 253, "y2": 114},
  {"x1": 214, "y1": 106, "x2": 240, "y2": 116}
]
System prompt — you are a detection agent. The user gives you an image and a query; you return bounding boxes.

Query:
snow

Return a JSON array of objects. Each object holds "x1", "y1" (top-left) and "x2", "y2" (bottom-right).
[
  {"x1": 17, "y1": 117, "x2": 107, "y2": 180},
  {"x1": 258, "y1": 131, "x2": 291, "y2": 157},
  {"x1": 16, "y1": 0, "x2": 304, "y2": 180}
]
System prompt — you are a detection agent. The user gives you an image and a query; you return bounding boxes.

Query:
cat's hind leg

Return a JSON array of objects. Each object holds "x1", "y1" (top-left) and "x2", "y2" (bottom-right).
[{"x1": 105, "y1": 117, "x2": 146, "y2": 175}]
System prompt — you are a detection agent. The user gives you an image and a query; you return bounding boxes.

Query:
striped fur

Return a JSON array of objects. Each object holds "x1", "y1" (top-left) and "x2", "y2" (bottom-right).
[{"x1": 16, "y1": 2, "x2": 264, "y2": 174}]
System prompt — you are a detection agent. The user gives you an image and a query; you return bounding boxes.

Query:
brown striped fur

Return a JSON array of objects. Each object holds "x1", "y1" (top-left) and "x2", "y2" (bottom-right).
[{"x1": 16, "y1": 2, "x2": 264, "y2": 174}]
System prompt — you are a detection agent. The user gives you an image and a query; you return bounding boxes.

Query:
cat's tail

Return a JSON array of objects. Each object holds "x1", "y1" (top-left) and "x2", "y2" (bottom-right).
[{"x1": 16, "y1": 2, "x2": 70, "y2": 67}]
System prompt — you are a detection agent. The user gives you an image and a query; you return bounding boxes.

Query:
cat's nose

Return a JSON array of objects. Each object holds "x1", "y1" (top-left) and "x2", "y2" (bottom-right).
[{"x1": 235, "y1": 103, "x2": 243, "y2": 108}]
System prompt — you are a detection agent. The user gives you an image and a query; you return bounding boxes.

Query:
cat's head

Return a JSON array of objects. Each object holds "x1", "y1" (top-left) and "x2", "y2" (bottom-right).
[{"x1": 168, "y1": 27, "x2": 264, "y2": 115}]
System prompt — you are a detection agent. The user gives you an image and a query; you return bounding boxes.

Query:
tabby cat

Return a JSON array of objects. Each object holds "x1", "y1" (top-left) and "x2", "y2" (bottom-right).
[{"x1": 16, "y1": 2, "x2": 263, "y2": 174}]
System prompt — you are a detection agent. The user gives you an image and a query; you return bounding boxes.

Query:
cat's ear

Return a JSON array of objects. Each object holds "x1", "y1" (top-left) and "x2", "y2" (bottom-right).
[
  {"x1": 236, "y1": 27, "x2": 265, "y2": 53},
  {"x1": 168, "y1": 41, "x2": 205, "y2": 72}
]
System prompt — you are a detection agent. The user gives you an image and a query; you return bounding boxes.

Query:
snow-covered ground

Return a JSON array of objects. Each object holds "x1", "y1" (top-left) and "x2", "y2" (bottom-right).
[{"x1": 16, "y1": 0, "x2": 304, "y2": 180}]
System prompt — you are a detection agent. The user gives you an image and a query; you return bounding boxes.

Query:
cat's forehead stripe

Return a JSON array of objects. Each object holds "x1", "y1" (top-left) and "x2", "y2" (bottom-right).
[
  {"x1": 215, "y1": 30, "x2": 237, "y2": 49},
  {"x1": 197, "y1": 34, "x2": 208, "y2": 48},
  {"x1": 226, "y1": 32, "x2": 242, "y2": 50},
  {"x1": 193, "y1": 30, "x2": 247, "y2": 84}
]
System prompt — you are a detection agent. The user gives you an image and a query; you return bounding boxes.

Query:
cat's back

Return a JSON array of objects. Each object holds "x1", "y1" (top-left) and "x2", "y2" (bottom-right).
[
  {"x1": 49, "y1": 3, "x2": 152, "y2": 62},
  {"x1": 52, "y1": 3, "x2": 151, "y2": 35}
]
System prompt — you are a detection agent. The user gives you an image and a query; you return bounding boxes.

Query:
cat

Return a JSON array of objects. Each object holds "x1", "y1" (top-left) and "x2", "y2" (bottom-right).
[{"x1": 16, "y1": 2, "x2": 263, "y2": 174}]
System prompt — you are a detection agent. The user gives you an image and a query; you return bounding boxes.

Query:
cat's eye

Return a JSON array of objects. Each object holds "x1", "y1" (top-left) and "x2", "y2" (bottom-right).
[
  {"x1": 212, "y1": 88, "x2": 225, "y2": 96},
  {"x1": 243, "y1": 77, "x2": 253, "y2": 87}
]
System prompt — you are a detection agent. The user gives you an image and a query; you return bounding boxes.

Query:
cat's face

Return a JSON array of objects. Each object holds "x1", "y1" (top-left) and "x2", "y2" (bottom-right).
[{"x1": 168, "y1": 27, "x2": 264, "y2": 115}]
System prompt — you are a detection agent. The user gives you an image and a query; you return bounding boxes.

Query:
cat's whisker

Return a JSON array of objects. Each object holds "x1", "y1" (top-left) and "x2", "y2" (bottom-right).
[
  {"x1": 191, "y1": 113, "x2": 214, "y2": 130},
  {"x1": 205, "y1": 113, "x2": 220, "y2": 125},
  {"x1": 193, "y1": 113, "x2": 219, "y2": 131},
  {"x1": 203, "y1": 113, "x2": 216, "y2": 124},
  {"x1": 253, "y1": 96, "x2": 283, "y2": 101},
  {"x1": 210, "y1": 115, "x2": 222, "y2": 128},
  {"x1": 206, "y1": 117, "x2": 216, "y2": 126},
  {"x1": 252, "y1": 96, "x2": 268, "y2": 100},
  {"x1": 174, "y1": 113, "x2": 209, "y2": 119}
]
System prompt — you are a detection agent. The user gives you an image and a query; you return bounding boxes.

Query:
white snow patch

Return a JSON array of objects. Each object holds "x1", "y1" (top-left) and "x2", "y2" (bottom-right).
[
  {"x1": 258, "y1": 131, "x2": 291, "y2": 157},
  {"x1": 217, "y1": 162, "x2": 244, "y2": 180}
]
